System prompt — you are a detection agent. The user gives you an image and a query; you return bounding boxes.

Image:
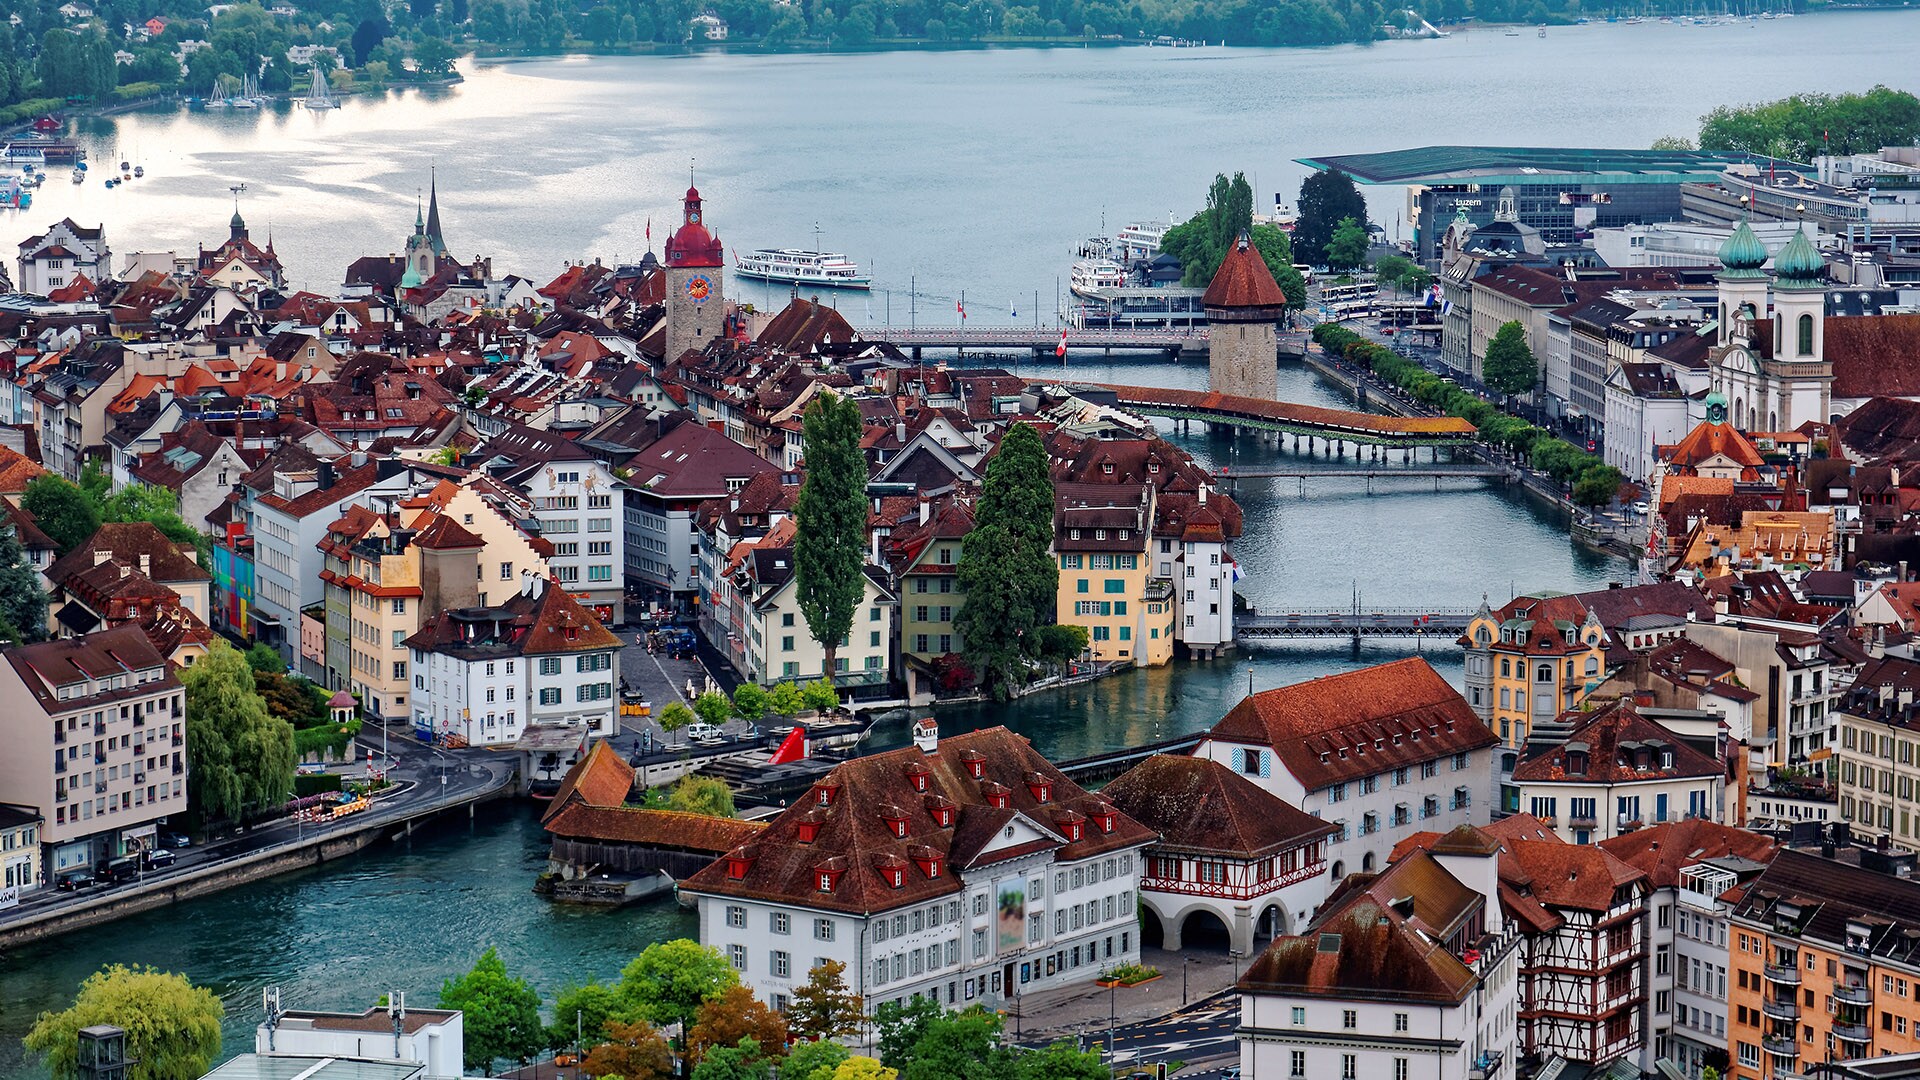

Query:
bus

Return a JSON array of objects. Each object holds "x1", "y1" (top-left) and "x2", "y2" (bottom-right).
[
  {"x1": 1292, "y1": 263, "x2": 1316, "y2": 285},
  {"x1": 1319, "y1": 281, "x2": 1379, "y2": 305}
]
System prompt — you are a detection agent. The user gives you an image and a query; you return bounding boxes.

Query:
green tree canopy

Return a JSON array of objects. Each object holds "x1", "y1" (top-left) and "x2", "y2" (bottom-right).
[
  {"x1": 659, "y1": 700, "x2": 696, "y2": 731},
  {"x1": 21, "y1": 474, "x2": 101, "y2": 554},
  {"x1": 180, "y1": 639, "x2": 297, "y2": 823},
  {"x1": 618, "y1": 939, "x2": 740, "y2": 1037},
  {"x1": 438, "y1": 947, "x2": 544, "y2": 1072},
  {"x1": 1324, "y1": 216, "x2": 1370, "y2": 271},
  {"x1": 1573, "y1": 464, "x2": 1625, "y2": 508},
  {"x1": 687, "y1": 985, "x2": 788, "y2": 1065},
  {"x1": 1161, "y1": 171, "x2": 1254, "y2": 286},
  {"x1": 793, "y1": 391, "x2": 868, "y2": 677},
  {"x1": 1294, "y1": 167, "x2": 1369, "y2": 268},
  {"x1": 0, "y1": 520, "x2": 47, "y2": 644},
  {"x1": 782, "y1": 1039, "x2": 853, "y2": 1080},
  {"x1": 731, "y1": 681, "x2": 769, "y2": 722},
  {"x1": 955, "y1": 423, "x2": 1056, "y2": 699},
  {"x1": 1698, "y1": 86, "x2": 1920, "y2": 161},
  {"x1": 1017, "y1": 1041, "x2": 1108, "y2": 1080},
  {"x1": 666, "y1": 774, "x2": 736, "y2": 818},
  {"x1": 1248, "y1": 223, "x2": 1309, "y2": 313},
  {"x1": 896, "y1": 1006, "x2": 1016, "y2": 1080},
  {"x1": 547, "y1": 979, "x2": 622, "y2": 1050},
  {"x1": 693, "y1": 689, "x2": 732, "y2": 727},
  {"x1": 786, "y1": 959, "x2": 863, "y2": 1042},
  {"x1": 800, "y1": 678, "x2": 840, "y2": 713},
  {"x1": 767, "y1": 681, "x2": 806, "y2": 715},
  {"x1": 1483, "y1": 320, "x2": 1539, "y2": 396},
  {"x1": 874, "y1": 996, "x2": 944, "y2": 1068},
  {"x1": 691, "y1": 1038, "x2": 773, "y2": 1080},
  {"x1": 23, "y1": 965, "x2": 223, "y2": 1080}
]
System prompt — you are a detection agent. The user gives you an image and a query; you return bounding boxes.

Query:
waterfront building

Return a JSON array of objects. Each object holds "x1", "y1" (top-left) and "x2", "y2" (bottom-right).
[
  {"x1": 1725, "y1": 847, "x2": 1920, "y2": 1080},
  {"x1": 0, "y1": 626, "x2": 184, "y2": 886},
  {"x1": 663, "y1": 186, "x2": 726, "y2": 362},
  {"x1": 1235, "y1": 839, "x2": 1519, "y2": 1080},
  {"x1": 1297, "y1": 146, "x2": 1802, "y2": 267},
  {"x1": 1054, "y1": 482, "x2": 1172, "y2": 667},
  {"x1": 253, "y1": 999, "x2": 464, "y2": 1079},
  {"x1": 0, "y1": 803, "x2": 41, "y2": 896},
  {"x1": 1597, "y1": 819, "x2": 1778, "y2": 1078},
  {"x1": 889, "y1": 497, "x2": 974, "y2": 698},
  {"x1": 405, "y1": 573, "x2": 622, "y2": 745},
  {"x1": 679, "y1": 724, "x2": 1155, "y2": 1014},
  {"x1": 1101, "y1": 753, "x2": 1335, "y2": 953},
  {"x1": 724, "y1": 519, "x2": 897, "y2": 694},
  {"x1": 1603, "y1": 358, "x2": 1692, "y2": 485},
  {"x1": 1192, "y1": 657, "x2": 1498, "y2": 879},
  {"x1": 692, "y1": 472, "x2": 795, "y2": 678},
  {"x1": 1203, "y1": 235, "x2": 1285, "y2": 401},
  {"x1": 1511, "y1": 700, "x2": 1723, "y2": 845},
  {"x1": 1460, "y1": 591, "x2": 1608, "y2": 749},
  {"x1": 18, "y1": 218, "x2": 110, "y2": 295},
  {"x1": 1683, "y1": 163, "x2": 1920, "y2": 233}
]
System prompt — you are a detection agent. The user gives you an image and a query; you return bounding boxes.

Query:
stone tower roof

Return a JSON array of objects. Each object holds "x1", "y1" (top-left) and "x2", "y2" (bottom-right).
[{"x1": 1202, "y1": 236, "x2": 1287, "y2": 313}]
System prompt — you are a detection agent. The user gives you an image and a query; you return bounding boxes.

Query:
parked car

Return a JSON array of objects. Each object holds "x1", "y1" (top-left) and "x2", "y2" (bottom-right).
[
  {"x1": 57, "y1": 871, "x2": 96, "y2": 891},
  {"x1": 1631, "y1": 501, "x2": 1650, "y2": 517},
  {"x1": 684, "y1": 721, "x2": 727, "y2": 742},
  {"x1": 163, "y1": 832, "x2": 191, "y2": 848},
  {"x1": 146, "y1": 849, "x2": 176, "y2": 869}
]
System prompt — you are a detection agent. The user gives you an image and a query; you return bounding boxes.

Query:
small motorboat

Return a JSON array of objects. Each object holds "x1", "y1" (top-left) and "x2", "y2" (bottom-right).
[
  {"x1": 104, "y1": 178, "x2": 116, "y2": 188},
  {"x1": 133, "y1": 165, "x2": 143, "y2": 178}
]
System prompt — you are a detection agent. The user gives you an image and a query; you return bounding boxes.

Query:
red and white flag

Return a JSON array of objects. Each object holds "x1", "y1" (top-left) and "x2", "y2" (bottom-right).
[
  {"x1": 1056, "y1": 330, "x2": 1067, "y2": 358},
  {"x1": 956, "y1": 299, "x2": 966, "y2": 320},
  {"x1": 645, "y1": 218, "x2": 651, "y2": 243}
]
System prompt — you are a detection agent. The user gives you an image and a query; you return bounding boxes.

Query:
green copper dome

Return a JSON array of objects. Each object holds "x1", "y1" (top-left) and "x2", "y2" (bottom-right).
[
  {"x1": 1718, "y1": 219, "x2": 1769, "y2": 279},
  {"x1": 1774, "y1": 226, "x2": 1825, "y2": 288}
]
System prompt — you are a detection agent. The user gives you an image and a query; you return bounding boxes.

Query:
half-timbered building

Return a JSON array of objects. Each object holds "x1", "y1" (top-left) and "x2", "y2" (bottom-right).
[{"x1": 1102, "y1": 754, "x2": 1337, "y2": 954}]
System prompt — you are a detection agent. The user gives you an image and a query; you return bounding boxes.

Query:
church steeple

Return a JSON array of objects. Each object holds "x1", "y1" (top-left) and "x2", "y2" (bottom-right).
[{"x1": 424, "y1": 166, "x2": 446, "y2": 258}]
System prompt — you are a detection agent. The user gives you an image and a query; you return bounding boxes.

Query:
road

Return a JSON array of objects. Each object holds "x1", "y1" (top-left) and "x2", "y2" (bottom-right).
[
  {"x1": 1017, "y1": 990, "x2": 1240, "y2": 1071},
  {"x1": 0, "y1": 722, "x2": 513, "y2": 927}
]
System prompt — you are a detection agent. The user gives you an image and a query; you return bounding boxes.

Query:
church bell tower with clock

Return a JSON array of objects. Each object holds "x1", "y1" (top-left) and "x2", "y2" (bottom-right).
[{"x1": 663, "y1": 186, "x2": 726, "y2": 362}]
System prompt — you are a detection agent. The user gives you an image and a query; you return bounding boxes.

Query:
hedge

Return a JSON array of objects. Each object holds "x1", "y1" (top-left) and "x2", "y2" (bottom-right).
[
  {"x1": 294, "y1": 772, "x2": 344, "y2": 797},
  {"x1": 294, "y1": 719, "x2": 363, "y2": 759},
  {"x1": 1312, "y1": 323, "x2": 1623, "y2": 507}
]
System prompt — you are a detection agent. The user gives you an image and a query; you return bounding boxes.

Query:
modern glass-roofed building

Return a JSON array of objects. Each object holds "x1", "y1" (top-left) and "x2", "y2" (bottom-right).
[{"x1": 1297, "y1": 146, "x2": 1808, "y2": 266}]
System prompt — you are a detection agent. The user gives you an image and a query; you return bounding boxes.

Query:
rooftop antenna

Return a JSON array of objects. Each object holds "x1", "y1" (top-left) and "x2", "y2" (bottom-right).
[
  {"x1": 262, "y1": 987, "x2": 283, "y2": 1052},
  {"x1": 389, "y1": 990, "x2": 406, "y2": 1059}
]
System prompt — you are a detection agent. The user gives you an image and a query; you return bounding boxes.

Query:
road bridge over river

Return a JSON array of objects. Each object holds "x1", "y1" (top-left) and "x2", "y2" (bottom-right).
[{"x1": 1075, "y1": 383, "x2": 1479, "y2": 449}]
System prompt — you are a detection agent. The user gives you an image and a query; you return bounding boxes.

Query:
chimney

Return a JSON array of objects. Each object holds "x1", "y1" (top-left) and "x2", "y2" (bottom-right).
[
  {"x1": 912, "y1": 717, "x2": 938, "y2": 753},
  {"x1": 1903, "y1": 560, "x2": 1910, "y2": 583},
  {"x1": 317, "y1": 461, "x2": 336, "y2": 490},
  {"x1": 895, "y1": 422, "x2": 907, "y2": 444},
  {"x1": 93, "y1": 549, "x2": 111, "y2": 566},
  {"x1": 139, "y1": 553, "x2": 150, "y2": 577},
  {"x1": 918, "y1": 495, "x2": 930, "y2": 525},
  {"x1": 1198, "y1": 484, "x2": 1208, "y2": 505},
  {"x1": 351, "y1": 450, "x2": 368, "y2": 468}
]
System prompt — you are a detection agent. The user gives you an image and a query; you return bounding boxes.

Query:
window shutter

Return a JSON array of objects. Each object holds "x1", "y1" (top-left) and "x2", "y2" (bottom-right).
[
  {"x1": 1260, "y1": 751, "x2": 1271, "y2": 778},
  {"x1": 1231, "y1": 748, "x2": 1245, "y2": 772}
]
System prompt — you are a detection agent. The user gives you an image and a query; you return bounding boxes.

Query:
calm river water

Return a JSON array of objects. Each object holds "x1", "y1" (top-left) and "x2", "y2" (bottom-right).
[{"x1": 4, "y1": 18, "x2": 1917, "y2": 1073}]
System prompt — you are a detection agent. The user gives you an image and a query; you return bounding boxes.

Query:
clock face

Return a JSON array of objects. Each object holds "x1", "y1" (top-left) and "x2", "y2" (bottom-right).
[
  {"x1": 686, "y1": 275, "x2": 713, "y2": 303},
  {"x1": 689, "y1": 210, "x2": 701, "y2": 224}
]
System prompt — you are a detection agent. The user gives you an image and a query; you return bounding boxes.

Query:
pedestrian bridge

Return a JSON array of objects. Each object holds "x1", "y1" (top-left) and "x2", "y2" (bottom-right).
[
  {"x1": 1078, "y1": 384, "x2": 1479, "y2": 448},
  {"x1": 1238, "y1": 607, "x2": 1475, "y2": 639}
]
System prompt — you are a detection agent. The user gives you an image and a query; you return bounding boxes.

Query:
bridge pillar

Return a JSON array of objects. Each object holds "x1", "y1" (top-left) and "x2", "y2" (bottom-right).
[{"x1": 912, "y1": 346, "x2": 922, "y2": 360}]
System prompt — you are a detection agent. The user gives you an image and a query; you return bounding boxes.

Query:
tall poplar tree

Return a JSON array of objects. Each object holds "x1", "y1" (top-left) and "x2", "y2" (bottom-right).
[
  {"x1": 792, "y1": 390, "x2": 868, "y2": 688},
  {"x1": 180, "y1": 639, "x2": 296, "y2": 824},
  {"x1": 955, "y1": 423, "x2": 1056, "y2": 699},
  {"x1": 0, "y1": 520, "x2": 46, "y2": 643}
]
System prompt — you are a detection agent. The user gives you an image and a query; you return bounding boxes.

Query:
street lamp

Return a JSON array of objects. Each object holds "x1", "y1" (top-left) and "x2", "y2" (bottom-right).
[{"x1": 1182, "y1": 955, "x2": 1199, "y2": 1006}]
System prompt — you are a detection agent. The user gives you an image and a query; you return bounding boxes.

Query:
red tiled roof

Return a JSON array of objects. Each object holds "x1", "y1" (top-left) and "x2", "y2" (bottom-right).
[
  {"x1": 1597, "y1": 818, "x2": 1779, "y2": 889},
  {"x1": 542, "y1": 740, "x2": 635, "y2": 822},
  {"x1": 46, "y1": 522, "x2": 210, "y2": 586},
  {"x1": 1102, "y1": 755, "x2": 1334, "y2": 859},
  {"x1": 1829, "y1": 314, "x2": 1920, "y2": 400},
  {"x1": 1202, "y1": 239, "x2": 1287, "y2": 310},
  {"x1": 1502, "y1": 839, "x2": 1646, "y2": 913},
  {"x1": 1665, "y1": 420, "x2": 1764, "y2": 471},
  {"x1": 1510, "y1": 699, "x2": 1722, "y2": 784},
  {"x1": 545, "y1": 803, "x2": 767, "y2": 853},
  {"x1": 1208, "y1": 658, "x2": 1497, "y2": 792}
]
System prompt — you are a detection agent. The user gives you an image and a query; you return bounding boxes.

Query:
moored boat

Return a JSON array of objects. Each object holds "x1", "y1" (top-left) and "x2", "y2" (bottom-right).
[
  {"x1": 733, "y1": 247, "x2": 872, "y2": 290},
  {"x1": 1069, "y1": 258, "x2": 1127, "y2": 298}
]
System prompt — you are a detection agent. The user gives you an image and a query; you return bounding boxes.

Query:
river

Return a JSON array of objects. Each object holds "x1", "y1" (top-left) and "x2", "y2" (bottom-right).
[{"x1": 4, "y1": 19, "x2": 1914, "y2": 1073}]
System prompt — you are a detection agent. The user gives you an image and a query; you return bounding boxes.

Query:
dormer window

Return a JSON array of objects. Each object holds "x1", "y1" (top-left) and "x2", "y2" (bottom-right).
[
  {"x1": 959, "y1": 750, "x2": 986, "y2": 780},
  {"x1": 879, "y1": 806, "x2": 910, "y2": 839},
  {"x1": 905, "y1": 762, "x2": 932, "y2": 793},
  {"x1": 795, "y1": 811, "x2": 823, "y2": 844},
  {"x1": 925, "y1": 794, "x2": 956, "y2": 827},
  {"x1": 815, "y1": 780, "x2": 841, "y2": 807},
  {"x1": 1054, "y1": 809, "x2": 1087, "y2": 842},
  {"x1": 981, "y1": 781, "x2": 1011, "y2": 809},
  {"x1": 910, "y1": 845, "x2": 944, "y2": 879},
  {"x1": 875, "y1": 854, "x2": 907, "y2": 889},
  {"x1": 1091, "y1": 805, "x2": 1118, "y2": 834},
  {"x1": 815, "y1": 859, "x2": 847, "y2": 893},
  {"x1": 1565, "y1": 747, "x2": 1589, "y2": 776},
  {"x1": 1025, "y1": 773, "x2": 1054, "y2": 803},
  {"x1": 725, "y1": 846, "x2": 756, "y2": 880}
]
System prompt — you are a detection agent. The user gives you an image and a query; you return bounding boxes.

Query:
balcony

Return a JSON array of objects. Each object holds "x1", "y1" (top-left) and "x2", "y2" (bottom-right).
[
  {"x1": 1762, "y1": 1036, "x2": 1800, "y2": 1058},
  {"x1": 93, "y1": 782, "x2": 106, "y2": 794},
  {"x1": 171, "y1": 761, "x2": 182, "y2": 775},
  {"x1": 1761, "y1": 998, "x2": 1800, "y2": 1022},
  {"x1": 1468, "y1": 1051, "x2": 1503, "y2": 1080},
  {"x1": 1834, "y1": 1022, "x2": 1871, "y2": 1044},
  {"x1": 132, "y1": 714, "x2": 144, "y2": 728},
  {"x1": 93, "y1": 720, "x2": 105, "y2": 735},
  {"x1": 1834, "y1": 983, "x2": 1872, "y2": 1005},
  {"x1": 133, "y1": 771, "x2": 145, "y2": 783},
  {"x1": 1568, "y1": 812, "x2": 1597, "y2": 827},
  {"x1": 171, "y1": 734, "x2": 182, "y2": 747},
  {"x1": 1764, "y1": 964, "x2": 1802, "y2": 986},
  {"x1": 93, "y1": 752, "x2": 105, "y2": 764}
]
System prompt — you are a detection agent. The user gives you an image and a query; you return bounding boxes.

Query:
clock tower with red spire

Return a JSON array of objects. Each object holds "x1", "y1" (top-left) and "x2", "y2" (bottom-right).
[{"x1": 663, "y1": 186, "x2": 725, "y2": 361}]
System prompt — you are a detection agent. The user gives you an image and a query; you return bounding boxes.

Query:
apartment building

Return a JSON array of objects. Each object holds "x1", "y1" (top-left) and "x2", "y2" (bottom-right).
[
  {"x1": 1726, "y1": 848, "x2": 1920, "y2": 1080},
  {"x1": 0, "y1": 804, "x2": 42, "y2": 897},
  {"x1": 1461, "y1": 592, "x2": 1609, "y2": 748},
  {"x1": 680, "y1": 724, "x2": 1155, "y2": 1014},
  {"x1": 0, "y1": 627, "x2": 184, "y2": 886},
  {"x1": 615, "y1": 415, "x2": 776, "y2": 609},
  {"x1": 406, "y1": 574, "x2": 621, "y2": 745},
  {"x1": 486, "y1": 428, "x2": 627, "y2": 624},
  {"x1": 1831, "y1": 655, "x2": 1920, "y2": 849},
  {"x1": 1236, "y1": 842, "x2": 1519, "y2": 1080},
  {"x1": 1192, "y1": 658, "x2": 1499, "y2": 879},
  {"x1": 1055, "y1": 482, "x2": 1172, "y2": 667},
  {"x1": 892, "y1": 499, "x2": 973, "y2": 692},
  {"x1": 1511, "y1": 701, "x2": 1723, "y2": 845}
]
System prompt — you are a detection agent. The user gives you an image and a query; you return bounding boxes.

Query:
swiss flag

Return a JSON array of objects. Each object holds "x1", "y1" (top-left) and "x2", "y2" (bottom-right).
[{"x1": 1056, "y1": 330, "x2": 1067, "y2": 358}]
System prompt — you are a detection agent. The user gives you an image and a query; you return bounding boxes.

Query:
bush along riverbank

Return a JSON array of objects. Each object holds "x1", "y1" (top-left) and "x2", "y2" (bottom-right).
[{"x1": 1311, "y1": 323, "x2": 1625, "y2": 510}]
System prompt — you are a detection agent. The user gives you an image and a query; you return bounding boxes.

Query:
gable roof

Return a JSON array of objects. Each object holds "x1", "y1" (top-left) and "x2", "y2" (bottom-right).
[
  {"x1": 542, "y1": 739, "x2": 637, "y2": 822},
  {"x1": 46, "y1": 522, "x2": 211, "y2": 586},
  {"x1": 1597, "y1": 818, "x2": 1779, "y2": 888},
  {"x1": 1510, "y1": 699, "x2": 1722, "y2": 784},
  {"x1": 1207, "y1": 658, "x2": 1497, "y2": 791},
  {"x1": 1101, "y1": 754, "x2": 1335, "y2": 859}
]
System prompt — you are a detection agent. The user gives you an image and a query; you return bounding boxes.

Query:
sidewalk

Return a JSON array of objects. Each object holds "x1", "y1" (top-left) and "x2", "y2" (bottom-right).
[{"x1": 1008, "y1": 947, "x2": 1243, "y2": 1046}]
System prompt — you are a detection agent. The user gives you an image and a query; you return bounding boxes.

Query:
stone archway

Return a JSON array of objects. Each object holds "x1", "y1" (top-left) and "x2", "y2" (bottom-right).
[
  {"x1": 1253, "y1": 903, "x2": 1288, "y2": 944},
  {"x1": 1140, "y1": 905, "x2": 1167, "y2": 950},
  {"x1": 1179, "y1": 908, "x2": 1233, "y2": 950}
]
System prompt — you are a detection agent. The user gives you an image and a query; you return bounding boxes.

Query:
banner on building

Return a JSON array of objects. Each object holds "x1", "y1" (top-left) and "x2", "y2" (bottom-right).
[
  {"x1": 996, "y1": 878, "x2": 1025, "y2": 954},
  {"x1": 0, "y1": 885, "x2": 17, "y2": 910}
]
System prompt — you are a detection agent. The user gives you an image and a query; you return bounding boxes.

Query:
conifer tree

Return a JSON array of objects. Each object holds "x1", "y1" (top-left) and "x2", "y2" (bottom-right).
[{"x1": 793, "y1": 391, "x2": 868, "y2": 684}]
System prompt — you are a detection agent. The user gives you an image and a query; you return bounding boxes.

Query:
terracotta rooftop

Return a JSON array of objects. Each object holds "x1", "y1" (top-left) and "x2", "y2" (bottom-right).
[
  {"x1": 1102, "y1": 755, "x2": 1334, "y2": 859},
  {"x1": 1207, "y1": 657, "x2": 1497, "y2": 792},
  {"x1": 1597, "y1": 818, "x2": 1779, "y2": 889},
  {"x1": 1510, "y1": 699, "x2": 1721, "y2": 785},
  {"x1": 1202, "y1": 239, "x2": 1288, "y2": 311}
]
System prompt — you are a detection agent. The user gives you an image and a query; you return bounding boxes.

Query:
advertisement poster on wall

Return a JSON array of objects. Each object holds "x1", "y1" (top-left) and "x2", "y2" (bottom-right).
[{"x1": 997, "y1": 877, "x2": 1025, "y2": 954}]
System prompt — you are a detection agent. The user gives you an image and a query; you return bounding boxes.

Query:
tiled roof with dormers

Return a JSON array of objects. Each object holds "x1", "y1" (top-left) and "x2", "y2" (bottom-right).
[
  {"x1": 1207, "y1": 658, "x2": 1496, "y2": 792},
  {"x1": 678, "y1": 726, "x2": 1155, "y2": 916}
]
